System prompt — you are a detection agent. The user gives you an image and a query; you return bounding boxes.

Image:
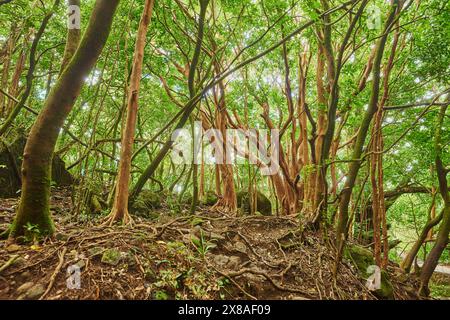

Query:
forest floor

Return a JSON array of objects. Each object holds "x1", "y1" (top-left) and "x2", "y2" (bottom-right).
[{"x1": 0, "y1": 188, "x2": 439, "y2": 300}]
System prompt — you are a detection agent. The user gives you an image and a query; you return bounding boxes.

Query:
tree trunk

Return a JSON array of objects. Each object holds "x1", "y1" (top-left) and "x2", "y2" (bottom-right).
[
  {"x1": 335, "y1": 0, "x2": 399, "y2": 255},
  {"x1": 400, "y1": 207, "x2": 443, "y2": 273},
  {"x1": 0, "y1": 0, "x2": 61, "y2": 137},
  {"x1": 8, "y1": 0, "x2": 120, "y2": 238},
  {"x1": 59, "y1": 0, "x2": 81, "y2": 76},
  {"x1": 105, "y1": 0, "x2": 154, "y2": 225},
  {"x1": 130, "y1": 0, "x2": 209, "y2": 204},
  {"x1": 419, "y1": 104, "x2": 450, "y2": 295}
]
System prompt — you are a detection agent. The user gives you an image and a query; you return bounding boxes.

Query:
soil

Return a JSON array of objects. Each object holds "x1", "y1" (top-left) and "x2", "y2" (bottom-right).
[{"x1": 0, "y1": 188, "x2": 424, "y2": 300}]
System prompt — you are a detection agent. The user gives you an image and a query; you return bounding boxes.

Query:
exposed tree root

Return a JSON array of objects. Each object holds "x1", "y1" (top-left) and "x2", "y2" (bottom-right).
[
  {"x1": 39, "y1": 247, "x2": 67, "y2": 300},
  {"x1": 101, "y1": 208, "x2": 134, "y2": 227}
]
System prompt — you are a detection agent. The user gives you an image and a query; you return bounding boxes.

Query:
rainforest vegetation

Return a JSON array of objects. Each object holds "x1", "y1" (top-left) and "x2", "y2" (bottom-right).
[{"x1": 0, "y1": 0, "x2": 449, "y2": 300}]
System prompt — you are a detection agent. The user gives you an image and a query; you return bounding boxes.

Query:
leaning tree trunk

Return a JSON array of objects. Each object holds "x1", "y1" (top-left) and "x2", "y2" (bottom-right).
[
  {"x1": 335, "y1": 0, "x2": 399, "y2": 260},
  {"x1": 105, "y1": 0, "x2": 154, "y2": 225},
  {"x1": 130, "y1": 0, "x2": 209, "y2": 204},
  {"x1": 419, "y1": 104, "x2": 450, "y2": 296},
  {"x1": 400, "y1": 206, "x2": 443, "y2": 273},
  {"x1": 0, "y1": 0, "x2": 61, "y2": 137},
  {"x1": 8, "y1": 0, "x2": 120, "y2": 239},
  {"x1": 59, "y1": 0, "x2": 81, "y2": 76}
]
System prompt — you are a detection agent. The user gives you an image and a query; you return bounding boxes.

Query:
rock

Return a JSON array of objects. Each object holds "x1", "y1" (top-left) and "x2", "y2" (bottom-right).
[
  {"x1": 75, "y1": 259, "x2": 86, "y2": 269},
  {"x1": 213, "y1": 254, "x2": 230, "y2": 267},
  {"x1": 212, "y1": 254, "x2": 241, "y2": 269},
  {"x1": 101, "y1": 249, "x2": 122, "y2": 266},
  {"x1": 344, "y1": 244, "x2": 394, "y2": 300},
  {"x1": 6, "y1": 244, "x2": 21, "y2": 253},
  {"x1": 24, "y1": 284, "x2": 45, "y2": 300},
  {"x1": 55, "y1": 233, "x2": 69, "y2": 241},
  {"x1": 201, "y1": 191, "x2": 218, "y2": 206},
  {"x1": 234, "y1": 241, "x2": 247, "y2": 253},
  {"x1": 0, "y1": 131, "x2": 72, "y2": 198},
  {"x1": 209, "y1": 231, "x2": 225, "y2": 241},
  {"x1": 16, "y1": 281, "x2": 34, "y2": 294},
  {"x1": 17, "y1": 271, "x2": 32, "y2": 282},
  {"x1": 132, "y1": 190, "x2": 162, "y2": 215},
  {"x1": 88, "y1": 246, "x2": 104, "y2": 257},
  {"x1": 228, "y1": 256, "x2": 241, "y2": 269},
  {"x1": 12, "y1": 256, "x2": 26, "y2": 267},
  {"x1": 236, "y1": 190, "x2": 272, "y2": 216}
]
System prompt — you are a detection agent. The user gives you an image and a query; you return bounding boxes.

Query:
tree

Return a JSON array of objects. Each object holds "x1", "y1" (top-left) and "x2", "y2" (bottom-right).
[
  {"x1": 105, "y1": 0, "x2": 155, "y2": 225},
  {"x1": 419, "y1": 103, "x2": 450, "y2": 295},
  {"x1": 335, "y1": 0, "x2": 400, "y2": 256},
  {"x1": 8, "y1": 0, "x2": 121, "y2": 238}
]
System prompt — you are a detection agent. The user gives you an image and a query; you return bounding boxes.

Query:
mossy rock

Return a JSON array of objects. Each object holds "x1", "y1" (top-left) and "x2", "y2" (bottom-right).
[
  {"x1": 131, "y1": 189, "x2": 161, "y2": 218},
  {"x1": 0, "y1": 132, "x2": 72, "y2": 198},
  {"x1": 344, "y1": 244, "x2": 394, "y2": 299},
  {"x1": 201, "y1": 191, "x2": 218, "y2": 206},
  {"x1": 236, "y1": 190, "x2": 272, "y2": 216},
  {"x1": 101, "y1": 248, "x2": 122, "y2": 266}
]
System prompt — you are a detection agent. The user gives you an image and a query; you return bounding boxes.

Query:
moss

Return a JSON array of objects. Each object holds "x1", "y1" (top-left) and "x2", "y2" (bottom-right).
[
  {"x1": 430, "y1": 283, "x2": 450, "y2": 298},
  {"x1": 131, "y1": 189, "x2": 162, "y2": 216},
  {"x1": 344, "y1": 244, "x2": 394, "y2": 300},
  {"x1": 8, "y1": 157, "x2": 55, "y2": 239},
  {"x1": 201, "y1": 191, "x2": 217, "y2": 206},
  {"x1": 236, "y1": 190, "x2": 272, "y2": 216},
  {"x1": 101, "y1": 248, "x2": 122, "y2": 266},
  {"x1": 90, "y1": 194, "x2": 103, "y2": 214}
]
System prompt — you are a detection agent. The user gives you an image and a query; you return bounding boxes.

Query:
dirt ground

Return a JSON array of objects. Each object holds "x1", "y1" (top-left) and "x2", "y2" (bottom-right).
[{"x1": 0, "y1": 188, "x2": 424, "y2": 300}]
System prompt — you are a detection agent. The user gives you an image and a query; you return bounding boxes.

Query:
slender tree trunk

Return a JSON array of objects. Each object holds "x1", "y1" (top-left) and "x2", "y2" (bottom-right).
[
  {"x1": 400, "y1": 205, "x2": 442, "y2": 273},
  {"x1": 6, "y1": 34, "x2": 28, "y2": 114},
  {"x1": 59, "y1": 0, "x2": 81, "y2": 76},
  {"x1": 8, "y1": 0, "x2": 120, "y2": 239},
  {"x1": 419, "y1": 104, "x2": 450, "y2": 295},
  {"x1": 106, "y1": 0, "x2": 154, "y2": 225},
  {"x1": 335, "y1": 0, "x2": 399, "y2": 257},
  {"x1": 130, "y1": 0, "x2": 210, "y2": 204},
  {"x1": 0, "y1": 0, "x2": 61, "y2": 136},
  {"x1": 0, "y1": 23, "x2": 17, "y2": 116}
]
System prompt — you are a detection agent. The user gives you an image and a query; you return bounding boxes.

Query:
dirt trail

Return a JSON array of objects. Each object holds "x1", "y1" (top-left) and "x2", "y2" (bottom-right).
[{"x1": 0, "y1": 191, "x2": 422, "y2": 300}]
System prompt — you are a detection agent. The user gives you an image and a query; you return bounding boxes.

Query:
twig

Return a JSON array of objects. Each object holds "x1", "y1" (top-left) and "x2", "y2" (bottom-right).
[
  {"x1": 226, "y1": 267, "x2": 313, "y2": 298},
  {"x1": 155, "y1": 217, "x2": 190, "y2": 238},
  {"x1": 39, "y1": 247, "x2": 67, "y2": 300},
  {"x1": 208, "y1": 263, "x2": 257, "y2": 300},
  {"x1": 0, "y1": 255, "x2": 19, "y2": 274},
  {"x1": 235, "y1": 231, "x2": 280, "y2": 268}
]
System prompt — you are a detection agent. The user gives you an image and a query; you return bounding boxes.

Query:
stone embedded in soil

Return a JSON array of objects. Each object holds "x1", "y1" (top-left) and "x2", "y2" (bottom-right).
[
  {"x1": 24, "y1": 284, "x2": 45, "y2": 300},
  {"x1": 227, "y1": 256, "x2": 241, "y2": 269},
  {"x1": 13, "y1": 256, "x2": 26, "y2": 267},
  {"x1": 16, "y1": 281, "x2": 34, "y2": 294},
  {"x1": 55, "y1": 233, "x2": 69, "y2": 241},
  {"x1": 88, "y1": 246, "x2": 104, "y2": 257},
  {"x1": 17, "y1": 271, "x2": 32, "y2": 282},
  {"x1": 101, "y1": 249, "x2": 122, "y2": 266},
  {"x1": 6, "y1": 244, "x2": 21, "y2": 252},
  {"x1": 211, "y1": 254, "x2": 241, "y2": 269},
  {"x1": 234, "y1": 241, "x2": 247, "y2": 253},
  {"x1": 209, "y1": 231, "x2": 225, "y2": 241},
  {"x1": 213, "y1": 254, "x2": 230, "y2": 267},
  {"x1": 75, "y1": 259, "x2": 86, "y2": 269}
]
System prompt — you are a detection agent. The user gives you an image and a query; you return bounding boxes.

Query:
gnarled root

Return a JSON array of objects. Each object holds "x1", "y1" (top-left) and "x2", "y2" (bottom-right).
[{"x1": 101, "y1": 208, "x2": 134, "y2": 227}]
